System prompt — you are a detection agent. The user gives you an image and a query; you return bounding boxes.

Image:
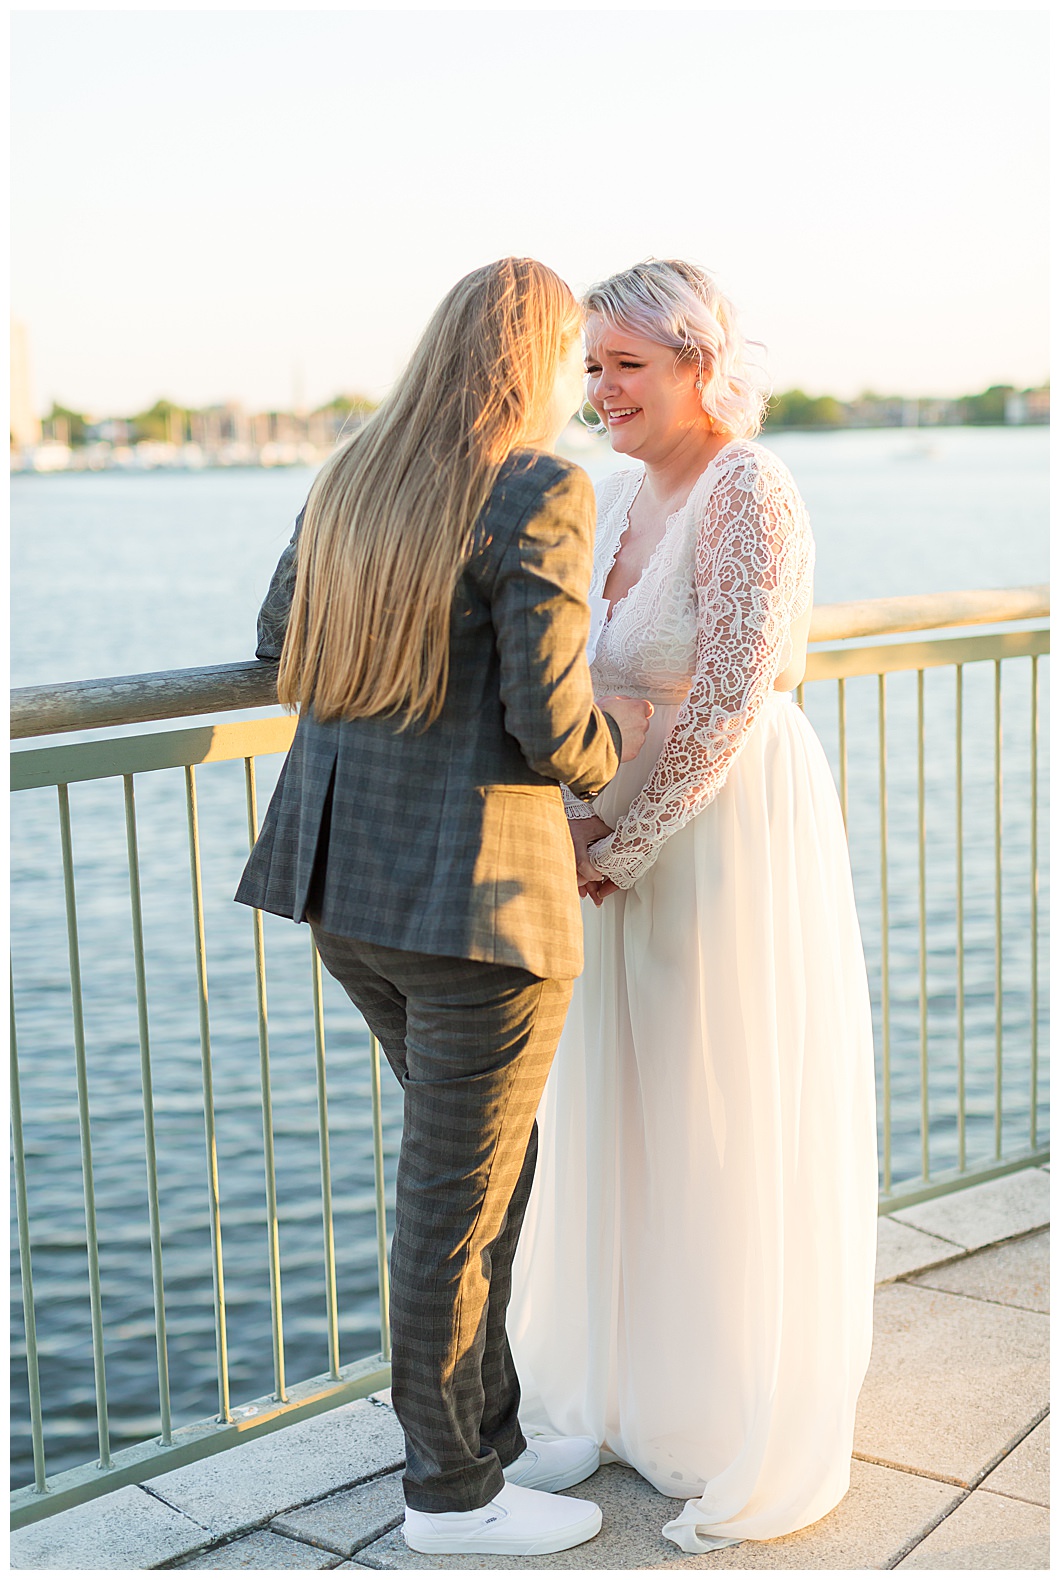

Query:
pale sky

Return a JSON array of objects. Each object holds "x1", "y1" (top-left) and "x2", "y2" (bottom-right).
[{"x1": 10, "y1": 4, "x2": 1050, "y2": 417}]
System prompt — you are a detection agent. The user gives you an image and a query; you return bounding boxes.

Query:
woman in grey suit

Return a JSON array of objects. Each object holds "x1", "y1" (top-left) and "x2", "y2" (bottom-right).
[{"x1": 237, "y1": 257, "x2": 650, "y2": 1556}]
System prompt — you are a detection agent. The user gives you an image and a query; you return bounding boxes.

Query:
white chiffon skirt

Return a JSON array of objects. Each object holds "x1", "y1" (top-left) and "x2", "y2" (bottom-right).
[{"x1": 509, "y1": 691, "x2": 878, "y2": 1552}]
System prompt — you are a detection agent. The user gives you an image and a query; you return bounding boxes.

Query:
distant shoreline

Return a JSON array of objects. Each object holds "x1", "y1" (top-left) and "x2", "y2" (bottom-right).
[{"x1": 10, "y1": 419, "x2": 1050, "y2": 477}]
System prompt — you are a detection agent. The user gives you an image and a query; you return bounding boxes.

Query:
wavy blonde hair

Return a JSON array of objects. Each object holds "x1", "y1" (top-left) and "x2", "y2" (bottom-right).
[
  {"x1": 278, "y1": 258, "x2": 581, "y2": 726},
  {"x1": 583, "y1": 258, "x2": 766, "y2": 438}
]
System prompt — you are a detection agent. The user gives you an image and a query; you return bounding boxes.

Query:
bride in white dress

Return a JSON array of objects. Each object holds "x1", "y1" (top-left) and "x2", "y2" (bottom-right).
[{"x1": 508, "y1": 260, "x2": 878, "y2": 1553}]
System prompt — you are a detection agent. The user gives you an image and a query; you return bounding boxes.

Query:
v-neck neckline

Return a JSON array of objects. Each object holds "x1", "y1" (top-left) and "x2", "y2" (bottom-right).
[{"x1": 600, "y1": 442, "x2": 741, "y2": 631}]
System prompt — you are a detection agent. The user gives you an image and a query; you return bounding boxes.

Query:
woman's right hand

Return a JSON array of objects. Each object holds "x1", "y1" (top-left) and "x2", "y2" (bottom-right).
[
  {"x1": 599, "y1": 695, "x2": 654, "y2": 761},
  {"x1": 568, "y1": 814, "x2": 614, "y2": 898}
]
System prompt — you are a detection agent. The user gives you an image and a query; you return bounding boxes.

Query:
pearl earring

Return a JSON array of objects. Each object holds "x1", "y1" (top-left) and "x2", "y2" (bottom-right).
[{"x1": 695, "y1": 379, "x2": 703, "y2": 391}]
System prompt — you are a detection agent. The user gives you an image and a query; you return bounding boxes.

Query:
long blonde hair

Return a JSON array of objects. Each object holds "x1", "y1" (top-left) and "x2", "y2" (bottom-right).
[{"x1": 278, "y1": 257, "x2": 581, "y2": 726}]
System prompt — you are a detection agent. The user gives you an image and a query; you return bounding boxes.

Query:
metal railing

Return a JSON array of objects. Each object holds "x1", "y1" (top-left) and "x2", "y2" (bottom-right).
[{"x1": 9, "y1": 585, "x2": 1049, "y2": 1526}]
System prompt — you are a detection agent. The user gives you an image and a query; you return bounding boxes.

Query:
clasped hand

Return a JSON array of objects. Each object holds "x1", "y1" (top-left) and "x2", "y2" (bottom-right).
[{"x1": 569, "y1": 814, "x2": 618, "y2": 906}]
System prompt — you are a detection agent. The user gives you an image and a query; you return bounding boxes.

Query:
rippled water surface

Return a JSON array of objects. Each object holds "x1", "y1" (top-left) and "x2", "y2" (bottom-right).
[{"x1": 10, "y1": 426, "x2": 1049, "y2": 1488}]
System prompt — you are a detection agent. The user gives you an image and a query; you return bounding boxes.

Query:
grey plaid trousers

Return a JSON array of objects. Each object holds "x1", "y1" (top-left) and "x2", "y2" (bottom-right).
[{"x1": 309, "y1": 923, "x2": 572, "y2": 1514}]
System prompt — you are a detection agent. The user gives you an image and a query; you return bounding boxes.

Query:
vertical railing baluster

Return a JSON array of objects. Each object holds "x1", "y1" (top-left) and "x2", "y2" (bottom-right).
[
  {"x1": 123, "y1": 775, "x2": 172, "y2": 1444},
  {"x1": 837, "y1": 677, "x2": 848, "y2": 828},
  {"x1": 369, "y1": 1033, "x2": 392, "y2": 1360},
  {"x1": 184, "y1": 765, "x2": 232, "y2": 1423},
  {"x1": 955, "y1": 665, "x2": 966, "y2": 1172},
  {"x1": 58, "y1": 784, "x2": 112, "y2": 1468},
  {"x1": 795, "y1": 681, "x2": 804, "y2": 710},
  {"x1": 310, "y1": 938, "x2": 341, "y2": 1379},
  {"x1": 10, "y1": 972, "x2": 48, "y2": 1491},
  {"x1": 1029, "y1": 656, "x2": 1038, "y2": 1150},
  {"x1": 917, "y1": 671, "x2": 929, "y2": 1180},
  {"x1": 993, "y1": 662, "x2": 1003, "y2": 1159},
  {"x1": 878, "y1": 675, "x2": 891, "y2": 1194},
  {"x1": 244, "y1": 758, "x2": 287, "y2": 1403}
]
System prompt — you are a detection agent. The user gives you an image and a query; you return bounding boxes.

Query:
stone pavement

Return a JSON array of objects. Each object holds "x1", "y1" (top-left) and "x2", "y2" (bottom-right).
[{"x1": 10, "y1": 1166, "x2": 1049, "y2": 1572}]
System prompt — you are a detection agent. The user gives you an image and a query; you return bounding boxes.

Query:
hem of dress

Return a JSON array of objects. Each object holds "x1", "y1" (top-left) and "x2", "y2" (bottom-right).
[{"x1": 660, "y1": 1513, "x2": 743, "y2": 1553}]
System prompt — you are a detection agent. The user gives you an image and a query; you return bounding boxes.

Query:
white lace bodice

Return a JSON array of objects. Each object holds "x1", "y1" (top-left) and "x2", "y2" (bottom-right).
[{"x1": 571, "y1": 440, "x2": 815, "y2": 889}]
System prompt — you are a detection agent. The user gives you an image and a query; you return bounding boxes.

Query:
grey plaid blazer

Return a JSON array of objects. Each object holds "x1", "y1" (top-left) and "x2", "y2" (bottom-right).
[{"x1": 235, "y1": 450, "x2": 620, "y2": 980}]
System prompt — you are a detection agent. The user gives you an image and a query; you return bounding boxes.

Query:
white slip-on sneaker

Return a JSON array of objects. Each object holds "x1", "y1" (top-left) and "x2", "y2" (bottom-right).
[
  {"x1": 402, "y1": 1480, "x2": 602, "y2": 1555},
  {"x1": 504, "y1": 1430, "x2": 601, "y2": 1492}
]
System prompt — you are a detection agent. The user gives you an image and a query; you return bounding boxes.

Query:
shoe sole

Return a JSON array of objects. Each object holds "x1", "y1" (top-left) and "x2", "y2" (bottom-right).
[
  {"x1": 403, "y1": 1505, "x2": 602, "y2": 1555},
  {"x1": 505, "y1": 1445, "x2": 602, "y2": 1493}
]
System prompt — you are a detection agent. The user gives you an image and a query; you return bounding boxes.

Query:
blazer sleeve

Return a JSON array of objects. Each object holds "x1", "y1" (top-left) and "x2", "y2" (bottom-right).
[
  {"x1": 255, "y1": 507, "x2": 305, "y2": 660},
  {"x1": 490, "y1": 461, "x2": 621, "y2": 799}
]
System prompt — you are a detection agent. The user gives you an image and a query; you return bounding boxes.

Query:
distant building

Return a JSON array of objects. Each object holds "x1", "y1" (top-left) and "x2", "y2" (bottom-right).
[
  {"x1": 917, "y1": 398, "x2": 961, "y2": 426},
  {"x1": 10, "y1": 319, "x2": 41, "y2": 450},
  {"x1": 1026, "y1": 388, "x2": 1050, "y2": 422},
  {"x1": 846, "y1": 396, "x2": 906, "y2": 428},
  {"x1": 1006, "y1": 387, "x2": 1049, "y2": 424}
]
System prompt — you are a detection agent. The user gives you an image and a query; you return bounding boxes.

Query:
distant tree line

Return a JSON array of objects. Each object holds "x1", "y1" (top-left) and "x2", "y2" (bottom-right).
[
  {"x1": 764, "y1": 391, "x2": 846, "y2": 429},
  {"x1": 763, "y1": 383, "x2": 1048, "y2": 430},
  {"x1": 39, "y1": 381, "x2": 1048, "y2": 446},
  {"x1": 41, "y1": 393, "x2": 379, "y2": 447}
]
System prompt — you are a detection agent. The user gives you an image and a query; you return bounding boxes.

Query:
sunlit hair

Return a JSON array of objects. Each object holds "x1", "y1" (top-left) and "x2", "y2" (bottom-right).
[
  {"x1": 583, "y1": 258, "x2": 766, "y2": 438},
  {"x1": 278, "y1": 257, "x2": 581, "y2": 726}
]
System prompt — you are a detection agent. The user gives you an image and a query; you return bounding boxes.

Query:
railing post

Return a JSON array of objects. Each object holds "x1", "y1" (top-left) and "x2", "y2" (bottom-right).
[
  {"x1": 993, "y1": 662, "x2": 1003, "y2": 1159},
  {"x1": 917, "y1": 670, "x2": 929, "y2": 1181},
  {"x1": 955, "y1": 665, "x2": 966, "y2": 1172},
  {"x1": 837, "y1": 677, "x2": 848, "y2": 828},
  {"x1": 123, "y1": 775, "x2": 172, "y2": 1444},
  {"x1": 310, "y1": 938, "x2": 342, "y2": 1380},
  {"x1": 57, "y1": 785, "x2": 113, "y2": 1469},
  {"x1": 244, "y1": 758, "x2": 288, "y2": 1404},
  {"x1": 10, "y1": 973, "x2": 48, "y2": 1492},
  {"x1": 878, "y1": 675, "x2": 891, "y2": 1194},
  {"x1": 184, "y1": 765, "x2": 232, "y2": 1424},
  {"x1": 1029, "y1": 655, "x2": 1039, "y2": 1150},
  {"x1": 370, "y1": 1034, "x2": 392, "y2": 1361}
]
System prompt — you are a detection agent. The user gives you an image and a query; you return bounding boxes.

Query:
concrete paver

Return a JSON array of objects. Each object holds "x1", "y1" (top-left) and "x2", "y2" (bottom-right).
[
  {"x1": 890, "y1": 1167, "x2": 1049, "y2": 1252},
  {"x1": 895, "y1": 1487, "x2": 1049, "y2": 1569},
  {"x1": 353, "y1": 1458, "x2": 964, "y2": 1571},
  {"x1": 145, "y1": 1399, "x2": 405, "y2": 1537},
  {"x1": 15, "y1": 1173, "x2": 1049, "y2": 1572},
  {"x1": 10, "y1": 1485, "x2": 211, "y2": 1571},
  {"x1": 272, "y1": 1469, "x2": 405, "y2": 1557},
  {"x1": 854, "y1": 1282, "x2": 1048, "y2": 1484},
  {"x1": 980, "y1": 1416, "x2": 1050, "y2": 1507},
  {"x1": 678, "y1": 1459, "x2": 965, "y2": 1572},
  {"x1": 875, "y1": 1215, "x2": 960, "y2": 1284},
  {"x1": 911, "y1": 1229, "x2": 1049, "y2": 1313},
  {"x1": 178, "y1": 1529, "x2": 340, "y2": 1568}
]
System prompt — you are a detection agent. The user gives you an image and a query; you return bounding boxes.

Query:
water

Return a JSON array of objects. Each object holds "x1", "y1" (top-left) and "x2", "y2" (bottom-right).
[{"x1": 10, "y1": 427, "x2": 1049, "y2": 1489}]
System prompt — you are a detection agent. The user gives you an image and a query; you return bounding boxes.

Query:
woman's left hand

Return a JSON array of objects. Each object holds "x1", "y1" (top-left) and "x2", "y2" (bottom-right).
[
  {"x1": 567, "y1": 814, "x2": 620, "y2": 903},
  {"x1": 569, "y1": 813, "x2": 610, "y2": 872}
]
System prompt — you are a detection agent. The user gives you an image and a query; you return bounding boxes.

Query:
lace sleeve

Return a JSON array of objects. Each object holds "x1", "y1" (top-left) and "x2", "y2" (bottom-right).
[
  {"x1": 589, "y1": 450, "x2": 814, "y2": 889},
  {"x1": 562, "y1": 784, "x2": 600, "y2": 820}
]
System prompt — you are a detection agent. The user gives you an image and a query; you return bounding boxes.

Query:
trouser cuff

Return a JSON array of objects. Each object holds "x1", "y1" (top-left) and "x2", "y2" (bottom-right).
[{"x1": 402, "y1": 1457, "x2": 507, "y2": 1514}]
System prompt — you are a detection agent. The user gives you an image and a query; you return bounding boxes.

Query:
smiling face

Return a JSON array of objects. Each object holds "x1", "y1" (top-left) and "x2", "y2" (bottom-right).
[{"x1": 584, "y1": 315, "x2": 709, "y2": 461}]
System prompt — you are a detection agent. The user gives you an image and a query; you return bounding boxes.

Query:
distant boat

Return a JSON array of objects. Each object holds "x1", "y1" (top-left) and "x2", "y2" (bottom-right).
[{"x1": 892, "y1": 441, "x2": 941, "y2": 461}]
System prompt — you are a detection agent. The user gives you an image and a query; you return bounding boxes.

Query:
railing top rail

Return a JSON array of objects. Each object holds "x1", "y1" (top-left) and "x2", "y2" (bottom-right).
[
  {"x1": 10, "y1": 584, "x2": 1049, "y2": 741},
  {"x1": 11, "y1": 659, "x2": 281, "y2": 741},
  {"x1": 808, "y1": 583, "x2": 1048, "y2": 644}
]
